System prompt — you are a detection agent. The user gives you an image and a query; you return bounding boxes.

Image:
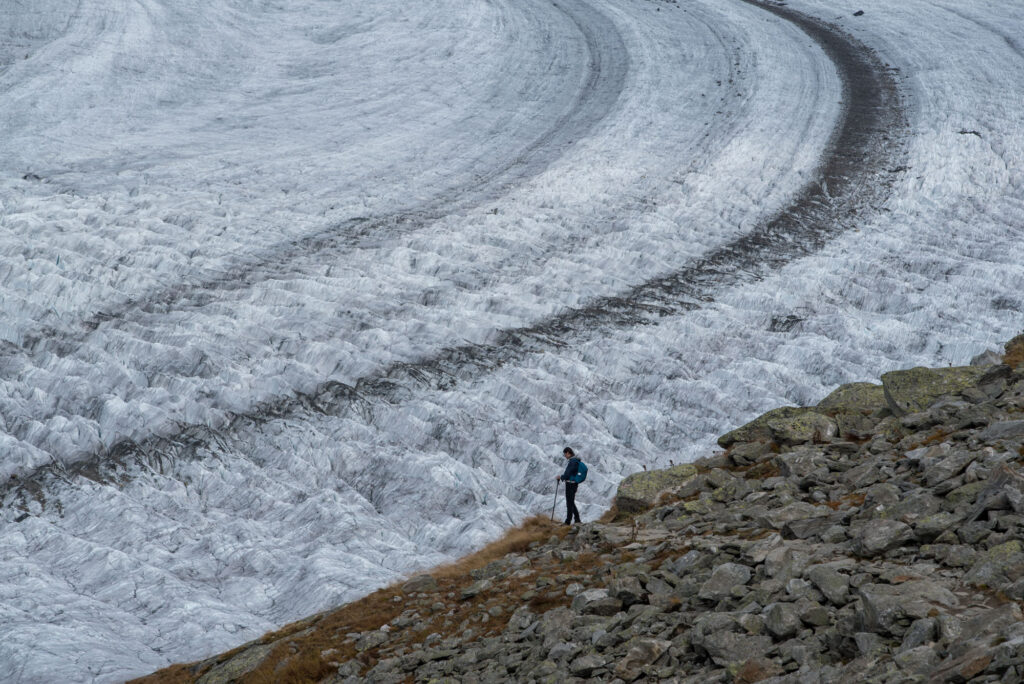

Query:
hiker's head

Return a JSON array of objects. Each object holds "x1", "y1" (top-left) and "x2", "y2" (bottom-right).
[{"x1": 563, "y1": 447, "x2": 575, "y2": 459}]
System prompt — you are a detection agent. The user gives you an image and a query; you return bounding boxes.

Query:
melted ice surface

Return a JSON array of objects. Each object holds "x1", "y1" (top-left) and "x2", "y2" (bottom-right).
[{"x1": 0, "y1": 0, "x2": 1022, "y2": 680}]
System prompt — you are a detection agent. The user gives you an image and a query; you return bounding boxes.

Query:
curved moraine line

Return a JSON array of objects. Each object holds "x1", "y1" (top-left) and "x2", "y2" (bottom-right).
[
  {"x1": 13, "y1": 0, "x2": 629, "y2": 359},
  {"x1": 3, "y1": 0, "x2": 907, "y2": 509}
]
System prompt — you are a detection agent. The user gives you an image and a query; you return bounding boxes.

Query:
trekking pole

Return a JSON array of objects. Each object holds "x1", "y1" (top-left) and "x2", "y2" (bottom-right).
[{"x1": 550, "y1": 479, "x2": 559, "y2": 522}]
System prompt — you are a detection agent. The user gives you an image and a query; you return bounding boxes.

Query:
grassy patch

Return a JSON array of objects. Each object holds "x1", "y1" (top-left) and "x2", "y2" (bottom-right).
[
  {"x1": 1004, "y1": 334, "x2": 1024, "y2": 368},
  {"x1": 133, "y1": 516, "x2": 571, "y2": 684}
]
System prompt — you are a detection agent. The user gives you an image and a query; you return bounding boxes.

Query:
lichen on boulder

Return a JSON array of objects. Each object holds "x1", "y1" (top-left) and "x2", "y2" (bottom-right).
[
  {"x1": 614, "y1": 463, "x2": 697, "y2": 513},
  {"x1": 815, "y1": 381, "x2": 887, "y2": 415},
  {"x1": 880, "y1": 365, "x2": 985, "y2": 416},
  {"x1": 717, "y1": 406, "x2": 836, "y2": 448}
]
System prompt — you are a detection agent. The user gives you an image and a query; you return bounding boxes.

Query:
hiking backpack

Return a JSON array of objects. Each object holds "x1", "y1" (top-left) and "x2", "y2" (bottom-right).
[{"x1": 572, "y1": 461, "x2": 588, "y2": 483}]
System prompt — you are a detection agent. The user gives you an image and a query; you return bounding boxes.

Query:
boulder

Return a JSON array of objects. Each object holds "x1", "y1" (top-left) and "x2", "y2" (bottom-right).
[
  {"x1": 764, "y1": 602, "x2": 801, "y2": 639},
  {"x1": 698, "y1": 562, "x2": 752, "y2": 601},
  {"x1": 196, "y1": 644, "x2": 273, "y2": 684},
  {"x1": 816, "y1": 382, "x2": 888, "y2": 414},
  {"x1": 880, "y1": 366, "x2": 985, "y2": 416},
  {"x1": 615, "y1": 464, "x2": 698, "y2": 513},
  {"x1": 805, "y1": 565, "x2": 850, "y2": 606},
  {"x1": 460, "y1": 579, "x2": 493, "y2": 600},
  {"x1": 979, "y1": 420, "x2": 1024, "y2": 444},
  {"x1": 852, "y1": 519, "x2": 914, "y2": 557},
  {"x1": 971, "y1": 349, "x2": 1002, "y2": 367},
  {"x1": 613, "y1": 639, "x2": 671, "y2": 681},
  {"x1": 963, "y1": 540, "x2": 1024, "y2": 590},
  {"x1": 893, "y1": 644, "x2": 939, "y2": 674},
  {"x1": 570, "y1": 589, "x2": 622, "y2": 616},
  {"x1": 857, "y1": 581, "x2": 958, "y2": 635},
  {"x1": 568, "y1": 652, "x2": 605, "y2": 677},
  {"x1": 761, "y1": 502, "x2": 830, "y2": 530},
  {"x1": 718, "y1": 406, "x2": 835, "y2": 448},
  {"x1": 607, "y1": 576, "x2": 645, "y2": 607},
  {"x1": 401, "y1": 574, "x2": 438, "y2": 594},
  {"x1": 700, "y1": 632, "x2": 774, "y2": 668}
]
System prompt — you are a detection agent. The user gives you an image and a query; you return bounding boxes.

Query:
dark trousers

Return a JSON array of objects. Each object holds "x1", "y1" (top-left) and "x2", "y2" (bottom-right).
[{"x1": 564, "y1": 481, "x2": 581, "y2": 523}]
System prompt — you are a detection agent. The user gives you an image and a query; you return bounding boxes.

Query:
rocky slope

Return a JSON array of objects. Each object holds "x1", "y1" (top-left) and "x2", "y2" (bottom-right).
[{"x1": 139, "y1": 334, "x2": 1024, "y2": 683}]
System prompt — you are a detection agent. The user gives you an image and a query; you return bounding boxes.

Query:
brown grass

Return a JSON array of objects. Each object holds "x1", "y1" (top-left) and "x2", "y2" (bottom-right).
[
  {"x1": 733, "y1": 459, "x2": 781, "y2": 481},
  {"x1": 906, "y1": 428, "x2": 952, "y2": 451},
  {"x1": 132, "y1": 515, "x2": 569, "y2": 684},
  {"x1": 825, "y1": 491, "x2": 867, "y2": 511},
  {"x1": 431, "y1": 515, "x2": 569, "y2": 581},
  {"x1": 1004, "y1": 335, "x2": 1024, "y2": 368}
]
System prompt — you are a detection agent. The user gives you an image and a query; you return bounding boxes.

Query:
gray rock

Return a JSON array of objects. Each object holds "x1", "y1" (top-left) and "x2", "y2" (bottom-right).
[
  {"x1": 863, "y1": 482, "x2": 901, "y2": 510},
  {"x1": 569, "y1": 652, "x2": 605, "y2": 677},
  {"x1": 700, "y1": 632, "x2": 774, "y2": 668},
  {"x1": 570, "y1": 589, "x2": 622, "y2": 616},
  {"x1": 956, "y1": 521, "x2": 993, "y2": 545},
  {"x1": 963, "y1": 540, "x2": 1024, "y2": 590},
  {"x1": 613, "y1": 639, "x2": 671, "y2": 681},
  {"x1": 782, "y1": 516, "x2": 837, "y2": 541},
  {"x1": 777, "y1": 446, "x2": 831, "y2": 481},
  {"x1": 698, "y1": 562, "x2": 752, "y2": 601},
  {"x1": 615, "y1": 464, "x2": 699, "y2": 513},
  {"x1": 667, "y1": 550, "x2": 704, "y2": 575},
  {"x1": 913, "y1": 511, "x2": 961, "y2": 540},
  {"x1": 738, "y1": 613, "x2": 765, "y2": 635},
  {"x1": 402, "y1": 574, "x2": 439, "y2": 594},
  {"x1": 357, "y1": 630, "x2": 390, "y2": 651},
  {"x1": 935, "y1": 614, "x2": 962, "y2": 644},
  {"x1": 196, "y1": 644, "x2": 273, "y2": 684},
  {"x1": 853, "y1": 632, "x2": 887, "y2": 657},
  {"x1": 799, "y1": 600, "x2": 832, "y2": 627},
  {"x1": 857, "y1": 581, "x2": 958, "y2": 635},
  {"x1": 971, "y1": 350, "x2": 1002, "y2": 367},
  {"x1": 764, "y1": 602, "x2": 802, "y2": 639},
  {"x1": 852, "y1": 519, "x2": 914, "y2": 556},
  {"x1": 729, "y1": 441, "x2": 773, "y2": 466},
  {"x1": 979, "y1": 420, "x2": 1024, "y2": 443},
  {"x1": 607, "y1": 576, "x2": 645, "y2": 607},
  {"x1": 899, "y1": 618, "x2": 936, "y2": 651},
  {"x1": 461, "y1": 579, "x2": 493, "y2": 600},
  {"x1": 764, "y1": 546, "x2": 811, "y2": 581},
  {"x1": 643, "y1": 576, "x2": 673, "y2": 596},
  {"x1": 817, "y1": 382, "x2": 888, "y2": 414},
  {"x1": 805, "y1": 565, "x2": 850, "y2": 606},
  {"x1": 762, "y1": 502, "x2": 830, "y2": 529},
  {"x1": 893, "y1": 643, "x2": 938, "y2": 674},
  {"x1": 537, "y1": 607, "x2": 575, "y2": 649},
  {"x1": 841, "y1": 461, "x2": 883, "y2": 489},
  {"x1": 925, "y1": 449, "x2": 977, "y2": 487},
  {"x1": 547, "y1": 641, "x2": 580, "y2": 662},
  {"x1": 881, "y1": 366, "x2": 985, "y2": 416}
]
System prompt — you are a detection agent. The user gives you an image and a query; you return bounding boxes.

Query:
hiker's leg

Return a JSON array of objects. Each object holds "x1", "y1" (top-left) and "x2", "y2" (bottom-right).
[{"x1": 565, "y1": 482, "x2": 579, "y2": 524}]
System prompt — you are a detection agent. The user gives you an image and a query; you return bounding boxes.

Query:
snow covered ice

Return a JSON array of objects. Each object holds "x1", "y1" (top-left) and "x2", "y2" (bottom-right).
[{"x1": 0, "y1": 0, "x2": 1022, "y2": 680}]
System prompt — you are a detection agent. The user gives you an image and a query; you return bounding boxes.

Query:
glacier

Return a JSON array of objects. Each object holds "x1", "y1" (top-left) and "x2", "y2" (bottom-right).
[{"x1": 0, "y1": 0, "x2": 1022, "y2": 680}]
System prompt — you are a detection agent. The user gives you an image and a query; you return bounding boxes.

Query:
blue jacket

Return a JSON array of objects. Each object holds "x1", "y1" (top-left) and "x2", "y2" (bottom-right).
[{"x1": 560, "y1": 457, "x2": 580, "y2": 483}]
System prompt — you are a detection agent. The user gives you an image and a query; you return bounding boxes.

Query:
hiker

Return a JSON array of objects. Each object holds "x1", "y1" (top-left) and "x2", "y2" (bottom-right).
[{"x1": 556, "y1": 447, "x2": 585, "y2": 525}]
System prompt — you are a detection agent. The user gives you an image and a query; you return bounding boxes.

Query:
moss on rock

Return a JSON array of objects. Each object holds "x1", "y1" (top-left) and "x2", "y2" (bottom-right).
[
  {"x1": 880, "y1": 366, "x2": 985, "y2": 416},
  {"x1": 615, "y1": 464, "x2": 698, "y2": 513},
  {"x1": 816, "y1": 382, "x2": 887, "y2": 415},
  {"x1": 718, "y1": 407, "x2": 836, "y2": 448}
]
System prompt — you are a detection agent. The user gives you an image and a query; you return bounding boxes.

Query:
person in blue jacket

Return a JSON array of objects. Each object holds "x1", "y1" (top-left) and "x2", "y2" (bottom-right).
[{"x1": 557, "y1": 447, "x2": 582, "y2": 525}]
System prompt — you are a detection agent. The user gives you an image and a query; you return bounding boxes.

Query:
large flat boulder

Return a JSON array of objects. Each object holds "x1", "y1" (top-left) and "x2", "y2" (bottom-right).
[
  {"x1": 614, "y1": 464, "x2": 697, "y2": 513},
  {"x1": 717, "y1": 407, "x2": 836, "y2": 448},
  {"x1": 816, "y1": 381, "x2": 887, "y2": 414},
  {"x1": 880, "y1": 366, "x2": 985, "y2": 416}
]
